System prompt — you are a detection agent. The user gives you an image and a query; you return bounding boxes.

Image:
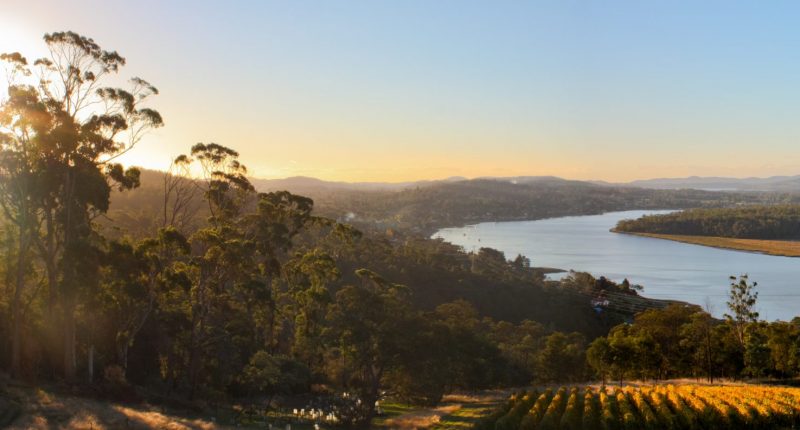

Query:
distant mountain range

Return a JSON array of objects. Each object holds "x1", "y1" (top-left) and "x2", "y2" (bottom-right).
[
  {"x1": 249, "y1": 175, "x2": 466, "y2": 193},
  {"x1": 251, "y1": 174, "x2": 800, "y2": 194},
  {"x1": 250, "y1": 175, "x2": 606, "y2": 194},
  {"x1": 618, "y1": 175, "x2": 800, "y2": 192},
  {"x1": 250, "y1": 175, "x2": 585, "y2": 193}
]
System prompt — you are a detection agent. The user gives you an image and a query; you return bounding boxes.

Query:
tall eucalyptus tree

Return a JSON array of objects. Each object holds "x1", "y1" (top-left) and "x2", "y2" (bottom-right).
[{"x1": 0, "y1": 32, "x2": 162, "y2": 379}]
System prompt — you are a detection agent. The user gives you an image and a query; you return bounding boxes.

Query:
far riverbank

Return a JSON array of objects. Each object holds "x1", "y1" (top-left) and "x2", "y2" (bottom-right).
[{"x1": 611, "y1": 230, "x2": 800, "y2": 257}]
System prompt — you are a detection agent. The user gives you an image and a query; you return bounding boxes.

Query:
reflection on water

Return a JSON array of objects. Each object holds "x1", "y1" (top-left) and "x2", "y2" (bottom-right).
[{"x1": 433, "y1": 210, "x2": 800, "y2": 321}]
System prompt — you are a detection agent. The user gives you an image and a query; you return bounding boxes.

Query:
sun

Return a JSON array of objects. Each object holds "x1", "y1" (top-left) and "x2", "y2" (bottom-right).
[{"x1": 0, "y1": 17, "x2": 45, "y2": 60}]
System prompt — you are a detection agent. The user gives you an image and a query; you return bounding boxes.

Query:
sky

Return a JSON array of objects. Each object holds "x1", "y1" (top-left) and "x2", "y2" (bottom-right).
[{"x1": 2, "y1": 1, "x2": 800, "y2": 182}]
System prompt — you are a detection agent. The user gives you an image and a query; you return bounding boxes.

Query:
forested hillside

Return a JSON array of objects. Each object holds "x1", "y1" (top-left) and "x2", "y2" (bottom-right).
[
  {"x1": 615, "y1": 205, "x2": 800, "y2": 239},
  {"x1": 108, "y1": 170, "x2": 666, "y2": 336},
  {"x1": 261, "y1": 179, "x2": 798, "y2": 235},
  {"x1": 116, "y1": 170, "x2": 797, "y2": 236}
]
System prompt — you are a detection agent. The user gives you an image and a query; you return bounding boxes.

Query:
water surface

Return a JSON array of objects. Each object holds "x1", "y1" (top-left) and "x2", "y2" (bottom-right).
[{"x1": 433, "y1": 210, "x2": 800, "y2": 321}]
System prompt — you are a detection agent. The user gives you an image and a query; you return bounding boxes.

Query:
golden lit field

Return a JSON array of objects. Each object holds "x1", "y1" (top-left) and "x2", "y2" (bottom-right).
[
  {"x1": 618, "y1": 231, "x2": 800, "y2": 257},
  {"x1": 477, "y1": 384, "x2": 800, "y2": 430}
]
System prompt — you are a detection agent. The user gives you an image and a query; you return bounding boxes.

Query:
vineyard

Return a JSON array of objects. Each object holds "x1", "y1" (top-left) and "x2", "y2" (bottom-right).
[{"x1": 475, "y1": 385, "x2": 800, "y2": 430}]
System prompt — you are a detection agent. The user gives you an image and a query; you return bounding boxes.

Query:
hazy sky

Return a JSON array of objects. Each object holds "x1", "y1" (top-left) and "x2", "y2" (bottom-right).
[{"x1": 2, "y1": 1, "x2": 800, "y2": 182}]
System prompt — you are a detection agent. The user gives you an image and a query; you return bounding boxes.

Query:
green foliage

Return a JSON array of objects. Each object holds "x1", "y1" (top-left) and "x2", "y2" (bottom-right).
[
  {"x1": 536, "y1": 332, "x2": 586, "y2": 382},
  {"x1": 587, "y1": 337, "x2": 612, "y2": 383},
  {"x1": 766, "y1": 321, "x2": 800, "y2": 377},
  {"x1": 615, "y1": 205, "x2": 800, "y2": 239},
  {"x1": 726, "y1": 274, "x2": 760, "y2": 347},
  {"x1": 743, "y1": 323, "x2": 771, "y2": 378},
  {"x1": 240, "y1": 351, "x2": 310, "y2": 396},
  {"x1": 587, "y1": 280, "x2": 800, "y2": 383}
]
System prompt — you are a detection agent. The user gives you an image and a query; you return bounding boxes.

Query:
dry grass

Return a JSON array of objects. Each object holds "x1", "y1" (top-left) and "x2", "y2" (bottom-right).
[
  {"x1": 5, "y1": 386, "x2": 226, "y2": 430},
  {"x1": 619, "y1": 231, "x2": 800, "y2": 257}
]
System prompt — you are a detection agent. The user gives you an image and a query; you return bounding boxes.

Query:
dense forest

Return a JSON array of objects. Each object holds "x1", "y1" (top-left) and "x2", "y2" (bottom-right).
[{"x1": 614, "y1": 205, "x2": 800, "y2": 240}]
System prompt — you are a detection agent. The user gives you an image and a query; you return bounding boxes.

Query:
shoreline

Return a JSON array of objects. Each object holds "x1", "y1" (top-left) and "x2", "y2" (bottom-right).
[{"x1": 612, "y1": 230, "x2": 800, "y2": 258}]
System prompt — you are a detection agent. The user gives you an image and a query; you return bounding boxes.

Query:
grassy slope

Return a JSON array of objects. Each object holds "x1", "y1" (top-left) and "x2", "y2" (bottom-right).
[
  {"x1": 2, "y1": 383, "x2": 330, "y2": 430},
  {"x1": 2, "y1": 382, "x2": 499, "y2": 430},
  {"x1": 615, "y1": 230, "x2": 800, "y2": 257},
  {"x1": 5, "y1": 386, "x2": 221, "y2": 429}
]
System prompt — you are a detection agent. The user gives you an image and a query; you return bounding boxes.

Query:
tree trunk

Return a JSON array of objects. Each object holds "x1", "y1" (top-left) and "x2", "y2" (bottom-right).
[
  {"x1": 118, "y1": 343, "x2": 129, "y2": 372},
  {"x1": 37, "y1": 207, "x2": 61, "y2": 379},
  {"x1": 62, "y1": 169, "x2": 77, "y2": 381},
  {"x1": 63, "y1": 300, "x2": 77, "y2": 380},
  {"x1": 10, "y1": 298, "x2": 22, "y2": 377},
  {"x1": 705, "y1": 328, "x2": 713, "y2": 384},
  {"x1": 117, "y1": 291, "x2": 155, "y2": 377},
  {"x1": 187, "y1": 314, "x2": 202, "y2": 400},
  {"x1": 43, "y1": 253, "x2": 59, "y2": 377},
  {"x1": 10, "y1": 226, "x2": 28, "y2": 378},
  {"x1": 88, "y1": 344, "x2": 94, "y2": 383},
  {"x1": 357, "y1": 366, "x2": 383, "y2": 430}
]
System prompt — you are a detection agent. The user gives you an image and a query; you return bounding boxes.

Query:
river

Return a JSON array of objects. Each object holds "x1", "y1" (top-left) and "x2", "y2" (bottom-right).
[{"x1": 432, "y1": 210, "x2": 800, "y2": 321}]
